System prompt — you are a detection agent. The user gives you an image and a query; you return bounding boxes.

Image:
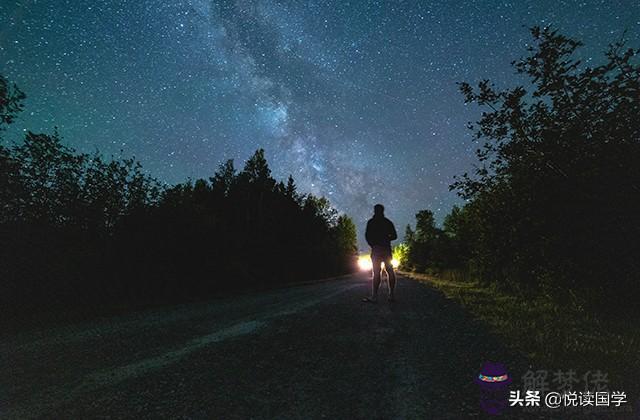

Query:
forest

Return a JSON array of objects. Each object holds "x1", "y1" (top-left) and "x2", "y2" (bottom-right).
[
  {"x1": 0, "y1": 79, "x2": 357, "y2": 318},
  {"x1": 399, "y1": 28, "x2": 640, "y2": 312},
  {"x1": 3, "y1": 26, "x2": 639, "y2": 320}
]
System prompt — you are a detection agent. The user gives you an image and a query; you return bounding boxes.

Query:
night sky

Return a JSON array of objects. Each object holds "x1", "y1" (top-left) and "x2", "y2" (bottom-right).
[{"x1": 1, "y1": 1, "x2": 638, "y2": 248}]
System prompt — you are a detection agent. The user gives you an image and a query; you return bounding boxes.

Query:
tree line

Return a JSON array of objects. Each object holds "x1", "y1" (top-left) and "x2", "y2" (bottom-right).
[
  {"x1": 400, "y1": 27, "x2": 640, "y2": 311},
  {"x1": 0, "y1": 76, "x2": 357, "y2": 316}
]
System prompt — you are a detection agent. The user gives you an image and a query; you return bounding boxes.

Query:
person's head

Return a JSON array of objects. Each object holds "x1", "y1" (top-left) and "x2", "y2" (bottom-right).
[{"x1": 373, "y1": 204, "x2": 384, "y2": 217}]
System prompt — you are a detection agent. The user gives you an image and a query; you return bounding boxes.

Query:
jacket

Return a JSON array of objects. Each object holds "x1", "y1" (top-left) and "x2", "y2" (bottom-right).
[{"x1": 365, "y1": 215, "x2": 397, "y2": 254}]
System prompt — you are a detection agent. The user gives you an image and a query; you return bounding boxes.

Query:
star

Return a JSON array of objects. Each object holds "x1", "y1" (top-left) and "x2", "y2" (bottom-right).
[{"x1": 0, "y1": 0, "x2": 637, "y2": 248}]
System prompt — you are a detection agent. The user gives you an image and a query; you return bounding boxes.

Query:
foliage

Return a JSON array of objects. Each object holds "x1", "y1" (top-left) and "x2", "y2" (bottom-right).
[
  {"x1": 405, "y1": 27, "x2": 640, "y2": 309},
  {"x1": 403, "y1": 271, "x2": 640, "y2": 398},
  {"x1": 0, "y1": 74, "x2": 25, "y2": 131},
  {"x1": 125, "y1": 149, "x2": 357, "y2": 298},
  {"x1": 0, "y1": 78, "x2": 357, "y2": 314},
  {"x1": 392, "y1": 242, "x2": 409, "y2": 268},
  {"x1": 401, "y1": 206, "x2": 471, "y2": 273}
]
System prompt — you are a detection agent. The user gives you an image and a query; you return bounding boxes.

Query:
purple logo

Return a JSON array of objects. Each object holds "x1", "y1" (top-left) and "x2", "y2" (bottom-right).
[{"x1": 475, "y1": 361, "x2": 512, "y2": 415}]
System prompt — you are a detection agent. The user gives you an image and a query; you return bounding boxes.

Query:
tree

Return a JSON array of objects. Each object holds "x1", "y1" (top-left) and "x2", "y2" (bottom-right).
[
  {"x1": 10, "y1": 130, "x2": 84, "y2": 224},
  {"x1": 454, "y1": 27, "x2": 640, "y2": 304},
  {"x1": 403, "y1": 209, "x2": 443, "y2": 272},
  {"x1": 0, "y1": 75, "x2": 26, "y2": 222},
  {"x1": 284, "y1": 174, "x2": 300, "y2": 203},
  {"x1": 331, "y1": 214, "x2": 358, "y2": 270},
  {"x1": 241, "y1": 148, "x2": 274, "y2": 188},
  {"x1": 0, "y1": 75, "x2": 26, "y2": 132},
  {"x1": 1, "y1": 72, "x2": 359, "y2": 314},
  {"x1": 210, "y1": 159, "x2": 236, "y2": 197},
  {"x1": 414, "y1": 210, "x2": 438, "y2": 243}
]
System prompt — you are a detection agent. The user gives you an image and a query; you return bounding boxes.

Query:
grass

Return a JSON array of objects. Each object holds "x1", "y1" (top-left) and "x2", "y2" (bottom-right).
[{"x1": 401, "y1": 270, "x2": 640, "y2": 397}]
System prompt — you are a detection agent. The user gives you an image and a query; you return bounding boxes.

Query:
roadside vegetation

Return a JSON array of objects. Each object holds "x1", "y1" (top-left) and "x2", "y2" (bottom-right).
[
  {"x1": 0, "y1": 75, "x2": 357, "y2": 325},
  {"x1": 400, "y1": 27, "x2": 639, "y2": 311},
  {"x1": 398, "y1": 27, "x2": 639, "y2": 396},
  {"x1": 401, "y1": 271, "x2": 640, "y2": 398}
]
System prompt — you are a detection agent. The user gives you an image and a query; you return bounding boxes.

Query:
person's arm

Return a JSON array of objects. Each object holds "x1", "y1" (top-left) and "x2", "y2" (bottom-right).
[
  {"x1": 388, "y1": 221, "x2": 398, "y2": 241},
  {"x1": 365, "y1": 220, "x2": 373, "y2": 246}
]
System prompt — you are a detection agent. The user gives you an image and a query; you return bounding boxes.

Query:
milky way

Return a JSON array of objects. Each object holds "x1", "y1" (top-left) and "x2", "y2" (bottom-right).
[{"x1": 1, "y1": 0, "x2": 638, "y2": 248}]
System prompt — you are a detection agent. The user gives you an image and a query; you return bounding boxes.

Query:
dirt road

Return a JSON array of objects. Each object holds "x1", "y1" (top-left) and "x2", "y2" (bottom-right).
[{"x1": 2, "y1": 273, "x2": 533, "y2": 419}]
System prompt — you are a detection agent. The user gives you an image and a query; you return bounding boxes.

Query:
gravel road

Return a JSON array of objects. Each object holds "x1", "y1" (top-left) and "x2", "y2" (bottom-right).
[{"x1": 2, "y1": 273, "x2": 539, "y2": 419}]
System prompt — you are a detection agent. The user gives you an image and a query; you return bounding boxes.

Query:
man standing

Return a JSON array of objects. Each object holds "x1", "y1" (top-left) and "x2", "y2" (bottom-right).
[{"x1": 363, "y1": 204, "x2": 398, "y2": 303}]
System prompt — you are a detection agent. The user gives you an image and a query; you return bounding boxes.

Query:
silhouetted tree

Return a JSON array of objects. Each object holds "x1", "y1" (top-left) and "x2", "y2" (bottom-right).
[
  {"x1": 284, "y1": 174, "x2": 300, "y2": 203},
  {"x1": 0, "y1": 74, "x2": 25, "y2": 131},
  {"x1": 451, "y1": 27, "x2": 640, "y2": 306},
  {"x1": 210, "y1": 159, "x2": 236, "y2": 197},
  {"x1": 0, "y1": 73, "x2": 360, "y2": 320},
  {"x1": 402, "y1": 209, "x2": 442, "y2": 271}
]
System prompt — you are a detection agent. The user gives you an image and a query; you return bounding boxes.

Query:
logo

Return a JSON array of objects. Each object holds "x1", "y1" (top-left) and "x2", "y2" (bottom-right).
[
  {"x1": 475, "y1": 361, "x2": 512, "y2": 415},
  {"x1": 474, "y1": 364, "x2": 631, "y2": 416}
]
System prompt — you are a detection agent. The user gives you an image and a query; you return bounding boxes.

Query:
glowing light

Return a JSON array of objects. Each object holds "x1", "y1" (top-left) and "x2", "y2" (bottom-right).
[
  {"x1": 358, "y1": 255, "x2": 373, "y2": 271},
  {"x1": 357, "y1": 255, "x2": 400, "y2": 270}
]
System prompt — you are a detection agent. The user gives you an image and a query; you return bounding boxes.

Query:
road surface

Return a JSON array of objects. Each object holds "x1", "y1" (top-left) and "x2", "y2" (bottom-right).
[{"x1": 2, "y1": 273, "x2": 533, "y2": 419}]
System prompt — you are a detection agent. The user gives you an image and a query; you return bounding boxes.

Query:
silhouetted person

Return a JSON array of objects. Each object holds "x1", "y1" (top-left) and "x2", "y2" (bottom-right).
[{"x1": 363, "y1": 204, "x2": 397, "y2": 302}]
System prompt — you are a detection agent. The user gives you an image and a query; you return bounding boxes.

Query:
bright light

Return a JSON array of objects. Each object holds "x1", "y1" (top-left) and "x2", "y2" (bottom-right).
[
  {"x1": 358, "y1": 255, "x2": 373, "y2": 271},
  {"x1": 358, "y1": 255, "x2": 400, "y2": 270}
]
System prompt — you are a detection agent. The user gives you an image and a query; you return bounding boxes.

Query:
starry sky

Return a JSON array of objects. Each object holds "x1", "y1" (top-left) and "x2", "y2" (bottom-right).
[{"x1": 1, "y1": 0, "x2": 639, "y2": 248}]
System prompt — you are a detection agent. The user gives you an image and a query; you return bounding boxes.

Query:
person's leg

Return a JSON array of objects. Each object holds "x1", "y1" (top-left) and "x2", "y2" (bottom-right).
[
  {"x1": 384, "y1": 255, "x2": 396, "y2": 299},
  {"x1": 371, "y1": 254, "x2": 382, "y2": 300}
]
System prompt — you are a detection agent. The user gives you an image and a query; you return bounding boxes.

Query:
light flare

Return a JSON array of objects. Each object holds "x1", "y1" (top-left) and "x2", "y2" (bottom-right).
[
  {"x1": 358, "y1": 255, "x2": 373, "y2": 271},
  {"x1": 357, "y1": 255, "x2": 400, "y2": 270},
  {"x1": 390, "y1": 258, "x2": 400, "y2": 269}
]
